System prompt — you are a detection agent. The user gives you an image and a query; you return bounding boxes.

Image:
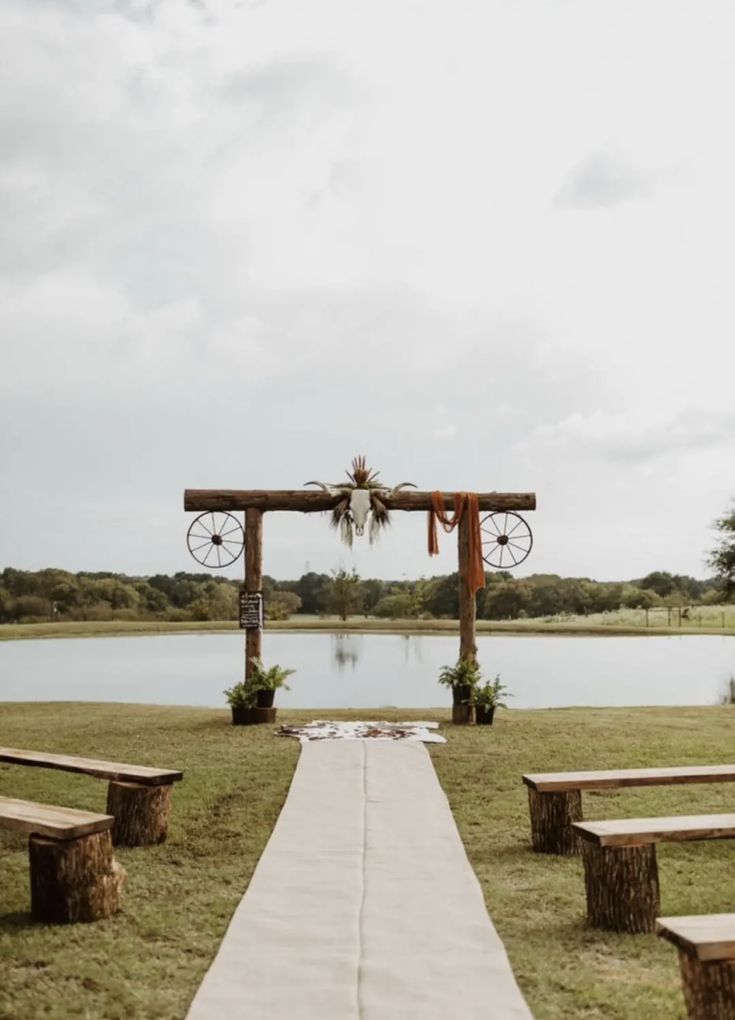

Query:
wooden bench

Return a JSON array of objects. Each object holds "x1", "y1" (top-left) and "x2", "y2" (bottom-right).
[
  {"x1": 0, "y1": 747, "x2": 183, "y2": 847},
  {"x1": 573, "y1": 814, "x2": 735, "y2": 933},
  {"x1": 657, "y1": 914, "x2": 735, "y2": 1020},
  {"x1": 522, "y1": 765, "x2": 735, "y2": 855},
  {"x1": 0, "y1": 796, "x2": 125, "y2": 923}
]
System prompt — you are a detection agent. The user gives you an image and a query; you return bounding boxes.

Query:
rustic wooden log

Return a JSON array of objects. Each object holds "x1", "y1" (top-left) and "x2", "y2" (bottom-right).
[
  {"x1": 451, "y1": 705, "x2": 474, "y2": 725},
  {"x1": 677, "y1": 951, "x2": 735, "y2": 1020},
  {"x1": 232, "y1": 707, "x2": 277, "y2": 726},
  {"x1": 581, "y1": 840, "x2": 660, "y2": 932},
  {"x1": 527, "y1": 787, "x2": 582, "y2": 855},
  {"x1": 29, "y1": 830, "x2": 125, "y2": 923},
  {"x1": 106, "y1": 780, "x2": 173, "y2": 846},
  {"x1": 245, "y1": 509, "x2": 263, "y2": 678},
  {"x1": 457, "y1": 514, "x2": 477, "y2": 666},
  {"x1": 185, "y1": 489, "x2": 537, "y2": 514}
]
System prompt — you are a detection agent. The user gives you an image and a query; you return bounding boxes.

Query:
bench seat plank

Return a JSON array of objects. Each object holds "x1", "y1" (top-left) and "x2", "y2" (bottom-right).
[
  {"x1": 0, "y1": 747, "x2": 183, "y2": 786},
  {"x1": 523, "y1": 765, "x2": 735, "y2": 793},
  {"x1": 574, "y1": 813, "x2": 735, "y2": 847},
  {"x1": 0, "y1": 796, "x2": 114, "y2": 840},
  {"x1": 657, "y1": 915, "x2": 735, "y2": 962}
]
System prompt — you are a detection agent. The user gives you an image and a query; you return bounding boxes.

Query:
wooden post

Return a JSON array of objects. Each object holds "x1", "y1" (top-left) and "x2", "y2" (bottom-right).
[
  {"x1": 527, "y1": 788, "x2": 582, "y2": 855},
  {"x1": 29, "y1": 831, "x2": 125, "y2": 923},
  {"x1": 457, "y1": 514, "x2": 477, "y2": 665},
  {"x1": 245, "y1": 509, "x2": 263, "y2": 682},
  {"x1": 454, "y1": 514, "x2": 477, "y2": 726},
  {"x1": 677, "y1": 951, "x2": 735, "y2": 1019},
  {"x1": 106, "y1": 781, "x2": 173, "y2": 846},
  {"x1": 581, "y1": 841, "x2": 660, "y2": 933}
]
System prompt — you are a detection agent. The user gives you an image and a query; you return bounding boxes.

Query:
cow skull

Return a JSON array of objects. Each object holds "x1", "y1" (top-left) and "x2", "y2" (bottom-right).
[
  {"x1": 305, "y1": 456, "x2": 416, "y2": 547},
  {"x1": 349, "y1": 488, "x2": 372, "y2": 536}
]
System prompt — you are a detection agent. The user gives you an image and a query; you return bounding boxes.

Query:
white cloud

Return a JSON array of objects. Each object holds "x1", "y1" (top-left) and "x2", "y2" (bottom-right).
[
  {"x1": 528, "y1": 409, "x2": 735, "y2": 463},
  {"x1": 2, "y1": 0, "x2": 735, "y2": 581},
  {"x1": 556, "y1": 154, "x2": 658, "y2": 210}
]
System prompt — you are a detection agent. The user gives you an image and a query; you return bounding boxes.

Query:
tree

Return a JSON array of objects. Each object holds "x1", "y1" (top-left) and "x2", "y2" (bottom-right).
[
  {"x1": 326, "y1": 569, "x2": 362, "y2": 621},
  {"x1": 373, "y1": 594, "x2": 413, "y2": 619},
  {"x1": 265, "y1": 590, "x2": 302, "y2": 620},
  {"x1": 708, "y1": 501, "x2": 735, "y2": 599}
]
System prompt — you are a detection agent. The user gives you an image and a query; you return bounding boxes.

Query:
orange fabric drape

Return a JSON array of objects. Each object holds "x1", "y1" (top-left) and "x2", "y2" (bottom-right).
[{"x1": 428, "y1": 492, "x2": 485, "y2": 595}]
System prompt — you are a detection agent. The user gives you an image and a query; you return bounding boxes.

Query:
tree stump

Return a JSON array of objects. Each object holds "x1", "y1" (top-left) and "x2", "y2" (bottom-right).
[
  {"x1": 581, "y1": 840, "x2": 660, "y2": 933},
  {"x1": 678, "y1": 950, "x2": 735, "y2": 1019},
  {"x1": 29, "y1": 830, "x2": 125, "y2": 923},
  {"x1": 232, "y1": 707, "x2": 277, "y2": 726},
  {"x1": 451, "y1": 704, "x2": 474, "y2": 725},
  {"x1": 106, "y1": 781, "x2": 173, "y2": 846},
  {"x1": 528, "y1": 788, "x2": 582, "y2": 855}
]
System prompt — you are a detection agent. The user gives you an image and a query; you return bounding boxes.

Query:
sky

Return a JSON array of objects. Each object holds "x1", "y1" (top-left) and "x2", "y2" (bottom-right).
[{"x1": 1, "y1": 0, "x2": 734, "y2": 584}]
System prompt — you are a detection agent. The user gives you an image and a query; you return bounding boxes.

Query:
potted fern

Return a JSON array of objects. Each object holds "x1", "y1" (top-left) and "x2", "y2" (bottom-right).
[
  {"x1": 247, "y1": 658, "x2": 295, "y2": 708},
  {"x1": 223, "y1": 680, "x2": 256, "y2": 725},
  {"x1": 437, "y1": 658, "x2": 482, "y2": 707},
  {"x1": 473, "y1": 675, "x2": 511, "y2": 725}
]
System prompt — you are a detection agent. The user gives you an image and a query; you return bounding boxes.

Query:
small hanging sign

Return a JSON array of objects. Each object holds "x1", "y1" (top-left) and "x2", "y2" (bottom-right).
[{"x1": 238, "y1": 591, "x2": 263, "y2": 630}]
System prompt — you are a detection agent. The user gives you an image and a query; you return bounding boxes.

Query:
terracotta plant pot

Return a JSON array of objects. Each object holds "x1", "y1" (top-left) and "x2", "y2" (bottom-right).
[
  {"x1": 475, "y1": 705, "x2": 496, "y2": 726},
  {"x1": 256, "y1": 689, "x2": 276, "y2": 708}
]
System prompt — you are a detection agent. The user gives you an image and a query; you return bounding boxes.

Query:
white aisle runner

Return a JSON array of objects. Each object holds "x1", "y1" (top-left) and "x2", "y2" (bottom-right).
[{"x1": 186, "y1": 740, "x2": 533, "y2": 1019}]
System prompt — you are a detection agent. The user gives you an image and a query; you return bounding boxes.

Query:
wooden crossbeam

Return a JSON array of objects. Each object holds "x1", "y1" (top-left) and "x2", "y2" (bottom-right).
[{"x1": 184, "y1": 489, "x2": 536, "y2": 513}]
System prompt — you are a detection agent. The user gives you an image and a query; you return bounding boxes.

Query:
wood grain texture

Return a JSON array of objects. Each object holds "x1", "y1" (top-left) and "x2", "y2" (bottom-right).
[
  {"x1": 29, "y1": 830, "x2": 125, "y2": 923},
  {"x1": 457, "y1": 515, "x2": 477, "y2": 666},
  {"x1": 574, "y1": 814, "x2": 735, "y2": 847},
  {"x1": 523, "y1": 764, "x2": 735, "y2": 793},
  {"x1": 245, "y1": 508, "x2": 263, "y2": 679},
  {"x1": 582, "y1": 840, "x2": 660, "y2": 933},
  {"x1": 0, "y1": 797, "x2": 113, "y2": 840},
  {"x1": 678, "y1": 949, "x2": 735, "y2": 1019},
  {"x1": 185, "y1": 489, "x2": 537, "y2": 513},
  {"x1": 0, "y1": 746, "x2": 182, "y2": 785},
  {"x1": 106, "y1": 781, "x2": 173, "y2": 846},
  {"x1": 658, "y1": 915, "x2": 735, "y2": 962},
  {"x1": 528, "y1": 788, "x2": 582, "y2": 855}
]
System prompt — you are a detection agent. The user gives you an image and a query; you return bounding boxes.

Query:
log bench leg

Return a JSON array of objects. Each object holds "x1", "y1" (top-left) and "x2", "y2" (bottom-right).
[
  {"x1": 29, "y1": 830, "x2": 125, "y2": 923},
  {"x1": 107, "y1": 781, "x2": 173, "y2": 847},
  {"x1": 678, "y1": 950, "x2": 735, "y2": 1020},
  {"x1": 528, "y1": 788, "x2": 582, "y2": 855},
  {"x1": 581, "y1": 840, "x2": 659, "y2": 933}
]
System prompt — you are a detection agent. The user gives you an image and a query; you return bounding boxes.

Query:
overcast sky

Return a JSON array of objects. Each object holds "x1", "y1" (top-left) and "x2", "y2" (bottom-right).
[{"x1": 2, "y1": 0, "x2": 734, "y2": 584}]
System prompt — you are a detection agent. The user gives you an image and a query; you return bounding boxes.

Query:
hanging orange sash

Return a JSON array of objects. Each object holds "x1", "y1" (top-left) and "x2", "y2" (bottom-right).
[{"x1": 428, "y1": 492, "x2": 485, "y2": 595}]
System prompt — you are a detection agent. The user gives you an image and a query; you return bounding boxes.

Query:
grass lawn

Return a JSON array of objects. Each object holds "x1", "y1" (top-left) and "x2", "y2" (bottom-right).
[
  {"x1": 3, "y1": 613, "x2": 735, "y2": 640},
  {"x1": 2, "y1": 703, "x2": 735, "y2": 1018}
]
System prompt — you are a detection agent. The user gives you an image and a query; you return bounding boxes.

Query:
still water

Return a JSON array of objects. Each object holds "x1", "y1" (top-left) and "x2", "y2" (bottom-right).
[{"x1": 1, "y1": 632, "x2": 733, "y2": 709}]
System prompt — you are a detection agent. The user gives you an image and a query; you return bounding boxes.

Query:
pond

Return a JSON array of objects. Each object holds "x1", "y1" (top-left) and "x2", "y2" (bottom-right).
[{"x1": 1, "y1": 632, "x2": 733, "y2": 709}]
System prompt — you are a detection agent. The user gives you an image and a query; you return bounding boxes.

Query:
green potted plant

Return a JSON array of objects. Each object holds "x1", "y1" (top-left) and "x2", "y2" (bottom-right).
[
  {"x1": 473, "y1": 675, "x2": 511, "y2": 725},
  {"x1": 223, "y1": 680, "x2": 257, "y2": 725},
  {"x1": 437, "y1": 658, "x2": 482, "y2": 707},
  {"x1": 247, "y1": 658, "x2": 295, "y2": 708}
]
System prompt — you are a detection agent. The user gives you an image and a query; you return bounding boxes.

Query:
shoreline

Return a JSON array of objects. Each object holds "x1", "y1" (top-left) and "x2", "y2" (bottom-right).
[{"x1": 1, "y1": 618, "x2": 733, "y2": 641}]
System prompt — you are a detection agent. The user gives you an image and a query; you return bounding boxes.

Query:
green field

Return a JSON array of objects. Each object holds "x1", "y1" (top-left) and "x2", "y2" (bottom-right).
[
  {"x1": 3, "y1": 703, "x2": 735, "y2": 1018},
  {"x1": 2, "y1": 607, "x2": 735, "y2": 642}
]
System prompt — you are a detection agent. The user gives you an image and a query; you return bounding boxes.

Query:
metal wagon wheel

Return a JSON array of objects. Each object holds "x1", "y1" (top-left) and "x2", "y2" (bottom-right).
[
  {"x1": 480, "y1": 511, "x2": 533, "y2": 569},
  {"x1": 186, "y1": 511, "x2": 244, "y2": 568}
]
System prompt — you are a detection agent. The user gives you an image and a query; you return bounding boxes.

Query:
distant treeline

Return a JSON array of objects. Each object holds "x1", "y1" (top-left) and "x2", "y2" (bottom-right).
[{"x1": 0, "y1": 566, "x2": 725, "y2": 624}]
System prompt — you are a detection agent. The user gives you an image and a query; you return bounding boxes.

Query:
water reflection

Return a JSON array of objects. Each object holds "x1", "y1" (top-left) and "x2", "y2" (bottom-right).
[
  {"x1": 332, "y1": 634, "x2": 361, "y2": 672},
  {"x1": 0, "y1": 632, "x2": 733, "y2": 709}
]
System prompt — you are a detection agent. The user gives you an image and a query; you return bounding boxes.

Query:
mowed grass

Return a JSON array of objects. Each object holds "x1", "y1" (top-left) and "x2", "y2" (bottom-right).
[
  {"x1": 2, "y1": 704, "x2": 735, "y2": 1018},
  {"x1": 3, "y1": 610, "x2": 735, "y2": 641}
]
